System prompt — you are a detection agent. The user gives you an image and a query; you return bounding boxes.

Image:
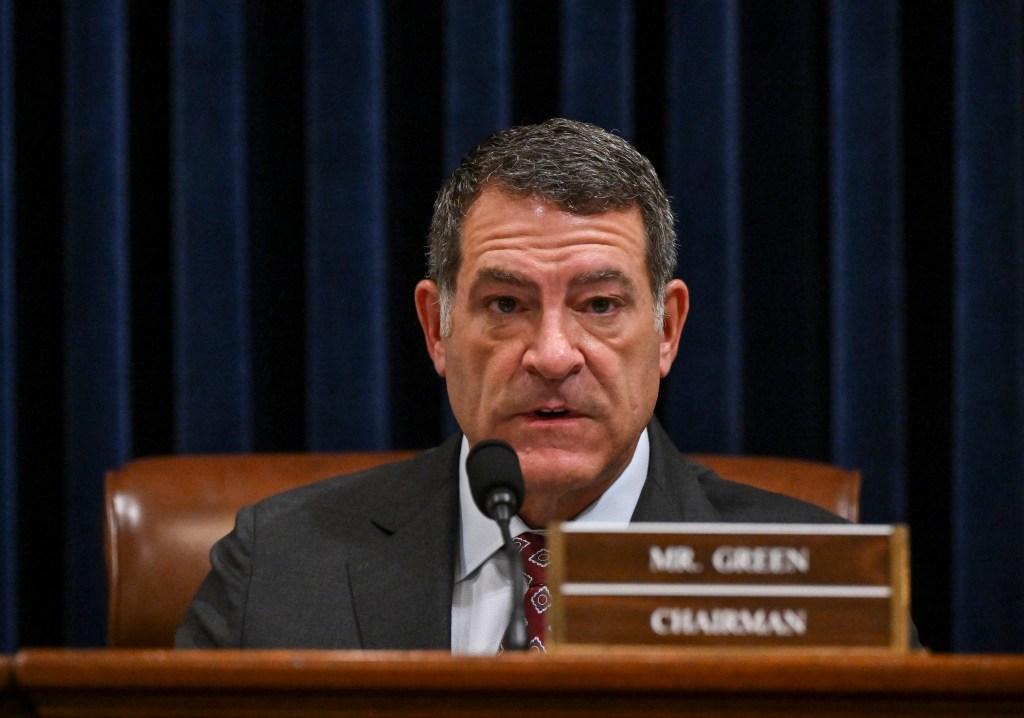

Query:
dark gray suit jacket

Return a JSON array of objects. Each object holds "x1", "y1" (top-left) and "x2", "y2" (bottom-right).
[{"x1": 175, "y1": 419, "x2": 844, "y2": 649}]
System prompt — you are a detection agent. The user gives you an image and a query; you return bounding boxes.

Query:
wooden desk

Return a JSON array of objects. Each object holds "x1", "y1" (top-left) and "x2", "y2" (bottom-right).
[{"x1": 11, "y1": 648, "x2": 1024, "y2": 717}]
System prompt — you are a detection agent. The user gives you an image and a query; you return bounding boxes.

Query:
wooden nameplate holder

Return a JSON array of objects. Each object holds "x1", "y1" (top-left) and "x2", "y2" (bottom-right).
[{"x1": 547, "y1": 523, "x2": 910, "y2": 651}]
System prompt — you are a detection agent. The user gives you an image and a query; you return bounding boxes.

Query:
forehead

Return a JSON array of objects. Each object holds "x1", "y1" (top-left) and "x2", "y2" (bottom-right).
[{"x1": 459, "y1": 189, "x2": 647, "y2": 281}]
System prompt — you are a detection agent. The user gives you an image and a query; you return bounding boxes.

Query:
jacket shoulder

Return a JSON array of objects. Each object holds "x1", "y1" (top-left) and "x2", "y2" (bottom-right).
[
  {"x1": 250, "y1": 438, "x2": 460, "y2": 529},
  {"x1": 691, "y1": 460, "x2": 849, "y2": 524},
  {"x1": 640, "y1": 418, "x2": 846, "y2": 524}
]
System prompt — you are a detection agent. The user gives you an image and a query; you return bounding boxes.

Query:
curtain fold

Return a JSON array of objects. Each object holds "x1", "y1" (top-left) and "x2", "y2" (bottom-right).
[
  {"x1": 0, "y1": 0, "x2": 15, "y2": 654},
  {"x1": 306, "y1": 0, "x2": 390, "y2": 450},
  {"x1": 828, "y1": 0, "x2": 907, "y2": 523},
  {"x1": 3, "y1": 0, "x2": 1022, "y2": 653},
  {"x1": 171, "y1": 1, "x2": 252, "y2": 453},
  {"x1": 443, "y1": 0, "x2": 512, "y2": 170},
  {"x1": 662, "y1": 0, "x2": 744, "y2": 453},
  {"x1": 560, "y1": 0, "x2": 634, "y2": 135},
  {"x1": 737, "y1": 1, "x2": 830, "y2": 461},
  {"x1": 63, "y1": 0, "x2": 131, "y2": 646},
  {"x1": 952, "y1": 0, "x2": 1024, "y2": 652}
]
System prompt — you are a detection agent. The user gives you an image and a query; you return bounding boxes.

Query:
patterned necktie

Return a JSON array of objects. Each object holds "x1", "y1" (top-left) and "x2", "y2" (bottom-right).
[{"x1": 513, "y1": 531, "x2": 551, "y2": 652}]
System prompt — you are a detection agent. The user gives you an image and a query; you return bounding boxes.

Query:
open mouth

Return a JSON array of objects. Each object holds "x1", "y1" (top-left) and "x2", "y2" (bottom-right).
[{"x1": 534, "y1": 408, "x2": 571, "y2": 419}]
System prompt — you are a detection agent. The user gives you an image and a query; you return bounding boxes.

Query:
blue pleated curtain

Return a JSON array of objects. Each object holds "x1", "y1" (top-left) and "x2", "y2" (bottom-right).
[{"x1": 0, "y1": 0, "x2": 1021, "y2": 653}]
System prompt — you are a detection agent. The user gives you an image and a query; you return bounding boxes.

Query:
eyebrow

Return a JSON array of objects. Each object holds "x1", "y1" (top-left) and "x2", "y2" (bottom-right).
[
  {"x1": 470, "y1": 266, "x2": 637, "y2": 294},
  {"x1": 569, "y1": 268, "x2": 637, "y2": 293},
  {"x1": 473, "y1": 267, "x2": 532, "y2": 289}
]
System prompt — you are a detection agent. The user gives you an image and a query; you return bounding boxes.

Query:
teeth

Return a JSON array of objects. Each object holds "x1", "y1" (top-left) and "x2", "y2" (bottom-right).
[{"x1": 537, "y1": 408, "x2": 568, "y2": 416}]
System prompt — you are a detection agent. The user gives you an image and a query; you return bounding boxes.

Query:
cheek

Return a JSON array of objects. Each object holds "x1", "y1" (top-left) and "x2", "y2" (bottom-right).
[
  {"x1": 584, "y1": 331, "x2": 658, "y2": 378},
  {"x1": 446, "y1": 335, "x2": 521, "y2": 391},
  {"x1": 592, "y1": 338, "x2": 664, "y2": 410}
]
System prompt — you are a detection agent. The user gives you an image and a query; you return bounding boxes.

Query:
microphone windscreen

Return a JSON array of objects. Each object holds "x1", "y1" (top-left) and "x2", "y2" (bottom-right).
[{"x1": 466, "y1": 439, "x2": 525, "y2": 515}]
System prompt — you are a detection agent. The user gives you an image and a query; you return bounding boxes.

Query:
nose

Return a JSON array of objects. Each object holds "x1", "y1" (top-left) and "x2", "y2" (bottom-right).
[{"x1": 522, "y1": 309, "x2": 584, "y2": 380}]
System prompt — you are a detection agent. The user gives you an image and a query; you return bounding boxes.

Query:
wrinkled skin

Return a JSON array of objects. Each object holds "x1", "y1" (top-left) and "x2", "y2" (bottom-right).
[{"x1": 416, "y1": 188, "x2": 688, "y2": 527}]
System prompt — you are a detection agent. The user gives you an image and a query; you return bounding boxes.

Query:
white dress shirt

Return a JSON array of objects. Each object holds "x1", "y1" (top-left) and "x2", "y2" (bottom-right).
[{"x1": 450, "y1": 430, "x2": 651, "y2": 654}]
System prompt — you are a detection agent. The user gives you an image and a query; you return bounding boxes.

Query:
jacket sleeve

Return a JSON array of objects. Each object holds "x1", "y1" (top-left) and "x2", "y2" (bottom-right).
[{"x1": 174, "y1": 506, "x2": 255, "y2": 648}]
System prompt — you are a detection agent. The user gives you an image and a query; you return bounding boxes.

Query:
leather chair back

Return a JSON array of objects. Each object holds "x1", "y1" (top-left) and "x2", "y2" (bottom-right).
[
  {"x1": 688, "y1": 454, "x2": 860, "y2": 524},
  {"x1": 104, "y1": 451, "x2": 859, "y2": 647}
]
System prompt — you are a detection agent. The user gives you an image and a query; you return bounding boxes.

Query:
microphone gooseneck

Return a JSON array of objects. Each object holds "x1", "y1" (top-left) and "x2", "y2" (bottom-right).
[{"x1": 466, "y1": 439, "x2": 528, "y2": 651}]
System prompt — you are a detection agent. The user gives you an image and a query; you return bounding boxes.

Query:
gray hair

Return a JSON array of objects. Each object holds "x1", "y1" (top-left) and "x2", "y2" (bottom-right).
[{"x1": 427, "y1": 118, "x2": 677, "y2": 335}]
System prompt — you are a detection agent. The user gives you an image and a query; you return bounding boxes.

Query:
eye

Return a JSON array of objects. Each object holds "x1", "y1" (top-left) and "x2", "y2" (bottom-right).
[
  {"x1": 491, "y1": 296, "x2": 519, "y2": 314},
  {"x1": 588, "y1": 297, "x2": 617, "y2": 314}
]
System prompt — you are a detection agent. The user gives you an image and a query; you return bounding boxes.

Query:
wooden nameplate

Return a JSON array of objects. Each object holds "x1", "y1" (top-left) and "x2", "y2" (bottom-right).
[{"x1": 547, "y1": 523, "x2": 910, "y2": 650}]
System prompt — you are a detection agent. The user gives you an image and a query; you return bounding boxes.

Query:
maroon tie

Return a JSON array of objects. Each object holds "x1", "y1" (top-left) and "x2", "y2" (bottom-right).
[{"x1": 513, "y1": 531, "x2": 551, "y2": 652}]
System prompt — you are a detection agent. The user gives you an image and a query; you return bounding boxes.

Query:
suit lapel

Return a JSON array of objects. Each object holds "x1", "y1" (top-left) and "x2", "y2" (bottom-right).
[
  {"x1": 631, "y1": 418, "x2": 723, "y2": 523},
  {"x1": 346, "y1": 438, "x2": 461, "y2": 650}
]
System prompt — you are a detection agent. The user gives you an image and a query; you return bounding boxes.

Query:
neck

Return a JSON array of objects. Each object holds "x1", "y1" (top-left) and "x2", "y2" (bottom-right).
[{"x1": 517, "y1": 480, "x2": 615, "y2": 528}]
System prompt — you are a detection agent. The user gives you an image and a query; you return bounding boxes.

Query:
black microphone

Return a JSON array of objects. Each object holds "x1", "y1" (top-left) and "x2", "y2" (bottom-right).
[{"x1": 466, "y1": 439, "x2": 528, "y2": 651}]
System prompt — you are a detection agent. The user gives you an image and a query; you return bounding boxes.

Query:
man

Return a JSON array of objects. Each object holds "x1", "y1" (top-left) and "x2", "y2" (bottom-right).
[{"x1": 176, "y1": 118, "x2": 843, "y2": 652}]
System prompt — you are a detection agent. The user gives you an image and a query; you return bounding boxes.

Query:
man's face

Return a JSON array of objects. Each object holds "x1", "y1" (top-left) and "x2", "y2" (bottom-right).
[{"x1": 416, "y1": 188, "x2": 688, "y2": 526}]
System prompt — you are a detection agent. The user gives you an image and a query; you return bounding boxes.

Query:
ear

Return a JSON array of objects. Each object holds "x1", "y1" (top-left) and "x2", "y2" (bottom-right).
[
  {"x1": 658, "y1": 279, "x2": 689, "y2": 377},
  {"x1": 415, "y1": 279, "x2": 447, "y2": 376}
]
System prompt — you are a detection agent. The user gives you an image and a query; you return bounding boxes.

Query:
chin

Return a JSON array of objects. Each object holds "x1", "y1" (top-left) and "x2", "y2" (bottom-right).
[{"x1": 519, "y1": 450, "x2": 602, "y2": 492}]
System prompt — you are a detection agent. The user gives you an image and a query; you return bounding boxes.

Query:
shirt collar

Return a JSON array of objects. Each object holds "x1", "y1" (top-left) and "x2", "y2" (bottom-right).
[{"x1": 455, "y1": 428, "x2": 651, "y2": 581}]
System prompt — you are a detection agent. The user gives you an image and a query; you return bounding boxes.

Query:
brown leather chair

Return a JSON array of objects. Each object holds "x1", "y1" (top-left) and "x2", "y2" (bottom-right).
[
  {"x1": 687, "y1": 454, "x2": 860, "y2": 525},
  {"x1": 104, "y1": 451, "x2": 859, "y2": 647}
]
